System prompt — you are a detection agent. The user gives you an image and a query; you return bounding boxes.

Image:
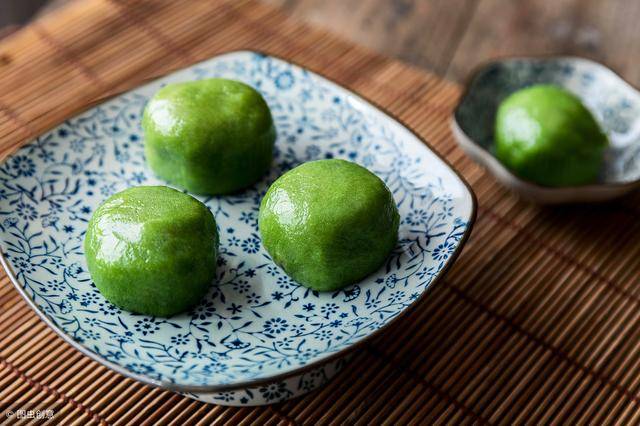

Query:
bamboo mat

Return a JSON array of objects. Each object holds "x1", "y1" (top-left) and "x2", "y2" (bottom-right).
[{"x1": 0, "y1": 0, "x2": 639, "y2": 424}]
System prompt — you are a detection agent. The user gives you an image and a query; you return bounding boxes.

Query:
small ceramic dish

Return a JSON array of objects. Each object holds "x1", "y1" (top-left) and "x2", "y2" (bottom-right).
[
  {"x1": 0, "y1": 51, "x2": 476, "y2": 406},
  {"x1": 452, "y1": 56, "x2": 640, "y2": 204}
]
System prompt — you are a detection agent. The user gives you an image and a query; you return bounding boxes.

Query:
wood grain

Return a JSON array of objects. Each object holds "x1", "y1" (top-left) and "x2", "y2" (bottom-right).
[
  {"x1": 266, "y1": 0, "x2": 640, "y2": 85},
  {"x1": 448, "y1": 0, "x2": 640, "y2": 84},
  {"x1": 265, "y1": 0, "x2": 478, "y2": 74},
  {"x1": 7, "y1": 0, "x2": 640, "y2": 85}
]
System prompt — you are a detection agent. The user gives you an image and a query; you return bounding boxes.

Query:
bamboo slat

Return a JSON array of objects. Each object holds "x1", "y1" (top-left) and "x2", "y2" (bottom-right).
[{"x1": 0, "y1": 0, "x2": 639, "y2": 424}]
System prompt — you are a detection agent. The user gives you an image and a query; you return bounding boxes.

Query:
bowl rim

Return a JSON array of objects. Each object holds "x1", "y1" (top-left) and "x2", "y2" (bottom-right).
[
  {"x1": 452, "y1": 54, "x2": 640, "y2": 192},
  {"x1": 0, "y1": 49, "x2": 477, "y2": 393}
]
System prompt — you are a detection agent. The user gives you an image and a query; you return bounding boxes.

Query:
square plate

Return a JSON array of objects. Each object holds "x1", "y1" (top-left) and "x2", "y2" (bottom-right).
[{"x1": 0, "y1": 51, "x2": 476, "y2": 392}]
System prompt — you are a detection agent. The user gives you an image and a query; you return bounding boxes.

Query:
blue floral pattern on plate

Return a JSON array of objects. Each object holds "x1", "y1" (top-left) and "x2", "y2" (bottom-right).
[{"x1": 0, "y1": 52, "x2": 475, "y2": 399}]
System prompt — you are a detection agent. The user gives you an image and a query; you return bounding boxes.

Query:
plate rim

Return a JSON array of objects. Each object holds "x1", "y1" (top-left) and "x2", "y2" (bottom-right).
[{"x1": 0, "y1": 49, "x2": 478, "y2": 393}]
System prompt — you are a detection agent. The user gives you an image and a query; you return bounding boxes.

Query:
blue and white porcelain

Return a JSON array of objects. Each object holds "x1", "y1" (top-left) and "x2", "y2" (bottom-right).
[
  {"x1": 0, "y1": 51, "x2": 476, "y2": 405},
  {"x1": 452, "y1": 56, "x2": 640, "y2": 204}
]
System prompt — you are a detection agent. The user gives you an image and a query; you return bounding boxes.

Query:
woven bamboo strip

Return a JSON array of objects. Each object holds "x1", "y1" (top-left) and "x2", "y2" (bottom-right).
[
  {"x1": 464, "y1": 260, "x2": 620, "y2": 420},
  {"x1": 173, "y1": 401, "x2": 213, "y2": 425},
  {"x1": 282, "y1": 354, "x2": 371, "y2": 418},
  {"x1": 151, "y1": 397, "x2": 195, "y2": 425},
  {"x1": 319, "y1": 360, "x2": 400, "y2": 423},
  {"x1": 0, "y1": 336, "x2": 68, "y2": 383},
  {"x1": 6, "y1": 357, "x2": 93, "y2": 414},
  {"x1": 226, "y1": 407, "x2": 264, "y2": 425},
  {"x1": 112, "y1": 388, "x2": 173, "y2": 426}
]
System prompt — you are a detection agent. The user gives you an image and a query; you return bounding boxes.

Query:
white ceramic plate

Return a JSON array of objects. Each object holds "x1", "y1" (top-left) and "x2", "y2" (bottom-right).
[{"x1": 0, "y1": 51, "x2": 476, "y2": 405}]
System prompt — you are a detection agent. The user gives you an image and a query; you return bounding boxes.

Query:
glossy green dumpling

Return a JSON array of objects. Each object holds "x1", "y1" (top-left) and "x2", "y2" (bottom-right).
[
  {"x1": 84, "y1": 186, "x2": 218, "y2": 317},
  {"x1": 142, "y1": 78, "x2": 276, "y2": 194},
  {"x1": 259, "y1": 159, "x2": 399, "y2": 291},
  {"x1": 495, "y1": 84, "x2": 608, "y2": 187}
]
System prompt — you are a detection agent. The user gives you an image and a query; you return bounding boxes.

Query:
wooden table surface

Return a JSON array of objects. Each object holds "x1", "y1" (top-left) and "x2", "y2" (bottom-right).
[
  {"x1": 3, "y1": 0, "x2": 639, "y2": 86},
  {"x1": 264, "y1": 0, "x2": 640, "y2": 86}
]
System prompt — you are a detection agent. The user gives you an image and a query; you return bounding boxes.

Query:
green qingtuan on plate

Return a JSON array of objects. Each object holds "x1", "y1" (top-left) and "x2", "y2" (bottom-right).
[
  {"x1": 259, "y1": 159, "x2": 400, "y2": 292},
  {"x1": 495, "y1": 84, "x2": 608, "y2": 187},
  {"x1": 142, "y1": 78, "x2": 276, "y2": 195},
  {"x1": 84, "y1": 186, "x2": 218, "y2": 317}
]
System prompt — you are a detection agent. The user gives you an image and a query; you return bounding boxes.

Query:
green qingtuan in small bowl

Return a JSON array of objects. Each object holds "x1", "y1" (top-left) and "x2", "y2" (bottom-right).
[
  {"x1": 142, "y1": 78, "x2": 276, "y2": 195},
  {"x1": 259, "y1": 159, "x2": 400, "y2": 292},
  {"x1": 84, "y1": 186, "x2": 218, "y2": 317},
  {"x1": 495, "y1": 84, "x2": 608, "y2": 187}
]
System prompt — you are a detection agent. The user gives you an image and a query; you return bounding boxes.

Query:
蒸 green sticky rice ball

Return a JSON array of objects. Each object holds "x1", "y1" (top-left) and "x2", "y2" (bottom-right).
[
  {"x1": 495, "y1": 84, "x2": 608, "y2": 186},
  {"x1": 84, "y1": 186, "x2": 218, "y2": 316},
  {"x1": 142, "y1": 78, "x2": 276, "y2": 194},
  {"x1": 259, "y1": 159, "x2": 399, "y2": 291}
]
